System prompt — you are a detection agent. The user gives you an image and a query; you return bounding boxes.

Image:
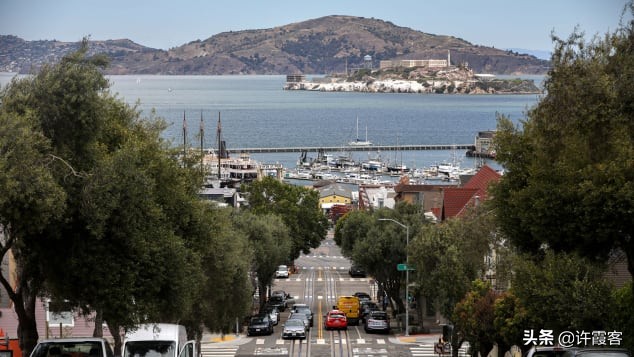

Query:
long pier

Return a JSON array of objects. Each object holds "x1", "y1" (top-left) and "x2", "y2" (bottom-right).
[{"x1": 227, "y1": 144, "x2": 474, "y2": 154}]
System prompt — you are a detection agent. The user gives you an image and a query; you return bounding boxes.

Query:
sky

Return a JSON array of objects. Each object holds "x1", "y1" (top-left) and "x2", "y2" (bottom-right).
[{"x1": 1, "y1": 0, "x2": 631, "y2": 54}]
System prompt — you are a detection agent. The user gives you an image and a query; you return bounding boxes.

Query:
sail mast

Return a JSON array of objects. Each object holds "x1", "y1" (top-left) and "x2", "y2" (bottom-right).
[
  {"x1": 182, "y1": 111, "x2": 187, "y2": 160},
  {"x1": 217, "y1": 111, "x2": 221, "y2": 181},
  {"x1": 200, "y1": 110, "x2": 204, "y2": 176}
]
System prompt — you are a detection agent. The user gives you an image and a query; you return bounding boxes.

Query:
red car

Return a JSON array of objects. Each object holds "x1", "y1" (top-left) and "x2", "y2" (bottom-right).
[{"x1": 324, "y1": 309, "x2": 348, "y2": 330}]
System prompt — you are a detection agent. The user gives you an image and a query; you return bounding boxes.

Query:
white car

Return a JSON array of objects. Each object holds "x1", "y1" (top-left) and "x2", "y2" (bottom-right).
[{"x1": 275, "y1": 265, "x2": 289, "y2": 278}]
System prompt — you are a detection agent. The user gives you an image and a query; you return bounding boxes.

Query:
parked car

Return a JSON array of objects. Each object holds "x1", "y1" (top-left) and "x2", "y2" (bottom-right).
[
  {"x1": 30, "y1": 338, "x2": 115, "y2": 357},
  {"x1": 360, "y1": 301, "x2": 380, "y2": 322},
  {"x1": 292, "y1": 303, "x2": 314, "y2": 327},
  {"x1": 525, "y1": 345, "x2": 570, "y2": 357},
  {"x1": 324, "y1": 309, "x2": 348, "y2": 330},
  {"x1": 267, "y1": 295, "x2": 287, "y2": 312},
  {"x1": 247, "y1": 315, "x2": 274, "y2": 336},
  {"x1": 562, "y1": 349, "x2": 630, "y2": 357},
  {"x1": 348, "y1": 265, "x2": 366, "y2": 277},
  {"x1": 275, "y1": 265, "x2": 289, "y2": 278},
  {"x1": 262, "y1": 305, "x2": 280, "y2": 325},
  {"x1": 364, "y1": 310, "x2": 390, "y2": 333},
  {"x1": 281, "y1": 318, "x2": 307, "y2": 340}
]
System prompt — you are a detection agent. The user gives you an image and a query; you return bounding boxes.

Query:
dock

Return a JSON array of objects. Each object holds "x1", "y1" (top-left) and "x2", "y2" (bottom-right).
[{"x1": 226, "y1": 144, "x2": 474, "y2": 154}]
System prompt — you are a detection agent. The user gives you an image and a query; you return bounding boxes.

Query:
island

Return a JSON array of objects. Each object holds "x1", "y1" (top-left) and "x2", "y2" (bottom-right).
[{"x1": 284, "y1": 62, "x2": 541, "y2": 95}]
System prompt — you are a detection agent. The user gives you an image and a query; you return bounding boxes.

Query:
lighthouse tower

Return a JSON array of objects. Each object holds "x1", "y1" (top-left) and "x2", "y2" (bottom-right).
[{"x1": 447, "y1": 50, "x2": 451, "y2": 68}]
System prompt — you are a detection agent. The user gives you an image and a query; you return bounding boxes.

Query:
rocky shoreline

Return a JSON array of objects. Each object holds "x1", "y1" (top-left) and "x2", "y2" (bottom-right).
[
  {"x1": 284, "y1": 66, "x2": 541, "y2": 94},
  {"x1": 284, "y1": 77, "x2": 541, "y2": 94}
]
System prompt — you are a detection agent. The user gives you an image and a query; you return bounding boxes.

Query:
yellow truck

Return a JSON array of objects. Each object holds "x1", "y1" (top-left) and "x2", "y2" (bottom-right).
[{"x1": 337, "y1": 296, "x2": 361, "y2": 325}]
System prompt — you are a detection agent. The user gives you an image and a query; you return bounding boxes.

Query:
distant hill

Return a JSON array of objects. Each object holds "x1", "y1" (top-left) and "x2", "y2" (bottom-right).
[{"x1": 0, "y1": 15, "x2": 550, "y2": 75}]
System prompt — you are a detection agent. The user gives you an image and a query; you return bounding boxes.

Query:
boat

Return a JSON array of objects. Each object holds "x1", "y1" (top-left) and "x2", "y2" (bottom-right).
[
  {"x1": 201, "y1": 112, "x2": 261, "y2": 188},
  {"x1": 348, "y1": 116, "x2": 372, "y2": 146}
]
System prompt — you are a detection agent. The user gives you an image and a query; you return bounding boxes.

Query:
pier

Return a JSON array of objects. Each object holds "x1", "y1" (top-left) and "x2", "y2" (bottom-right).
[{"x1": 226, "y1": 144, "x2": 474, "y2": 154}]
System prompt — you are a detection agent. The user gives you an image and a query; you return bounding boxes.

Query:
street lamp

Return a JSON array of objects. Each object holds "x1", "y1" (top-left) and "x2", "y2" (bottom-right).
[{"x1": 378, "y1": 218, "x2": 410, "y2": 336}]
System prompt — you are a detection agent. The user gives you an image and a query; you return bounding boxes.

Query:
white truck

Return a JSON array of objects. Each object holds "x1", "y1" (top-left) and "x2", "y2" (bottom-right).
[{"x1": 122, "y1": 324, "x2": 196, "y2": 357}]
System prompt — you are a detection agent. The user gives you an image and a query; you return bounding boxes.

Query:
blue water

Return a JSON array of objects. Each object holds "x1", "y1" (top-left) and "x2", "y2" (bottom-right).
[{"x1": 1, "y1": 73, "x2": 542, "y2": 170}]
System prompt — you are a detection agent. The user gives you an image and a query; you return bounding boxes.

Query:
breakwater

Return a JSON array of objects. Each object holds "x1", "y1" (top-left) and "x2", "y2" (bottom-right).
[{"x1": 227, "y1": 144, "x2": 474, "y2": 154}]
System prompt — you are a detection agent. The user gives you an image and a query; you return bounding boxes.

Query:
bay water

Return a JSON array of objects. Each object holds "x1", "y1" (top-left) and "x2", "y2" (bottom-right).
[{"x1": 1, "y1": 73, "x2": 542, "y2": 171}]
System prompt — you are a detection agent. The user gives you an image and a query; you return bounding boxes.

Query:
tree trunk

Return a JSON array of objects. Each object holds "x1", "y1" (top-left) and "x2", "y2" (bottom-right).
[
  {"x1": 92, "y1": 310, "x2": 103, "y2": 337},
  {"x1": 107, "y1": 322, "x2": 122, "y2": 357},
  {"x1": 258, "y1": 281, "x2": 268, "y2": 311},
  {"x1": 14, "y1": 282, "x2": 39, "y2": 357}
]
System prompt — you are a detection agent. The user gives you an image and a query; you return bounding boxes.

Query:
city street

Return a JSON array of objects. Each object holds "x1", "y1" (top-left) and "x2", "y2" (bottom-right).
[{"x1": 202, "y1": 231, "x2": 418, "y2": 357}]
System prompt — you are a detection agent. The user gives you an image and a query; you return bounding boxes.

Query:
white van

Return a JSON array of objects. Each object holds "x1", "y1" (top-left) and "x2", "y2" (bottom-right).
[{"x1": 122, "y1": 323, "x2": 196, "y2": 357}]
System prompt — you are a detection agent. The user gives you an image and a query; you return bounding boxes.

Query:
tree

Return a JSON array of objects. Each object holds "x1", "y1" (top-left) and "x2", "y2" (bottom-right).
[
  {"x1": 453, "y1": 281, "x2": 498, "y2": 357},
  {"x1": 0, "y1": 95, "x2": 66, "y2": 356},
  {"x1": 243, "y1": 176, "x2": 328, "y2": 262},
  {"x1": 510, "y1": 251, "x2": 613, "y2": 339},
  {"x1": 408, "y1": 203, "x2": 503, "y2": 338},
  {"x1": 181, "y1": 207, "x2": 253, "y2": 337},
  {"x1": 233, "y1": 212, "x2": 291, "y2": 308},
  {"x1": 334, "y1": 203, "x2": 425, "y2": 315},
  {"x1": 492, "y1": 4, "x2": 634, "y2": 284},
  {"x1": 0, "y1": 41, "x2": 241, "y2": 355}
]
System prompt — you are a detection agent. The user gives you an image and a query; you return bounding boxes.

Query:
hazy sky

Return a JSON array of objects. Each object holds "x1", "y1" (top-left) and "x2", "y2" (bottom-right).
[{"x1": 1, "y1": 0, "x2": 630, "y2": 52}]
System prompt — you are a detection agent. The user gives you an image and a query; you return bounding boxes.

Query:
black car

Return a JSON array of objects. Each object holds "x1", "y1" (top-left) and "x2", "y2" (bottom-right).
[
  {"x1": 247, "y1": 315, "x2": 274, "y2": 336},
  {"x1": 267, "y1": 295, "x2": 287, "y2": 312},
  {"x1": 349, "y1": 265, "x2": 367, "y2": 277},
  {"x1": 360, "y1": 301, "x2": 380, "y2": 322},
  {"x1": 353, "y1": 292, "x2": 371, "y2": 302}
]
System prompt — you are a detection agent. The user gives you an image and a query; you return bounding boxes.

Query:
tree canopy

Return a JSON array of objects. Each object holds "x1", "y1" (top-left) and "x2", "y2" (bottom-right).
[
  {"x1": 243, "y1": 176, "x2": 329, "y2": 262},
  {"x1": 492, "y1": 4, "x2": 634, "y2": 279},
  {"x1": 0, "y1": 41, "x2": 253, "y2": 355}
]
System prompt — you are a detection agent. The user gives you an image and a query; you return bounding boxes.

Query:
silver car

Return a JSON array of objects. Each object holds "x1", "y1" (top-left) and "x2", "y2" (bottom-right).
[
  {"x1": 288, "y1": 312, "x2": 310, "y2": 330},
  {"x1": 364, "y1": 311, "x2": 390, "y2": 333},
  {"x1": 281, "y1": 319, "x2": 307, "y2": 339}
]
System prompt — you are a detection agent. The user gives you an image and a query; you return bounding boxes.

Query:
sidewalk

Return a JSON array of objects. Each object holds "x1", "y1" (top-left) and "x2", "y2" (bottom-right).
[
  {"x1": 391, "y1": 332, "x2": 442, "y2": 345},
  {"x1": 201, "y1": 331, "x2": 249, "y2": 346}
]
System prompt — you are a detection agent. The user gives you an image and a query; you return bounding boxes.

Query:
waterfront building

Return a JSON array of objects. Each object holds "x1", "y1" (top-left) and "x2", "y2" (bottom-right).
[
  {"x1": 317, "y1": 183, "x2": 353, "y2": 215},
  {"x1": 379, "y1": 58, "x2": 448, "y2": 70}
]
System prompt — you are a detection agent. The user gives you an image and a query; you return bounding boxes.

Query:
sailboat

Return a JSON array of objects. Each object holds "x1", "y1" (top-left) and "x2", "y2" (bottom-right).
[{"x1": 348, "y1": 116, "x2": 372, "y2": 146}]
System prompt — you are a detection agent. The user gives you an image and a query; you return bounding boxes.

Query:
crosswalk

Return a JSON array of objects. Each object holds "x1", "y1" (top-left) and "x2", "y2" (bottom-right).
[
  {"x1": 200, "y1": 344, "x2": 239, "y2": 357},
  {"x1": 410, "y1": 343, "x2": 470, "y2": 357}
]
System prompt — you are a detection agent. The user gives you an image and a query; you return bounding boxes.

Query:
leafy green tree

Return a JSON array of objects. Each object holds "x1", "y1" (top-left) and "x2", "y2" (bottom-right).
[
  {"x1": 608, "y1": 282, "x2": 634, "y2": 352},
  {"x1": 492, "y1": 5, "x2": 634, "y2": 284},
  {"x1": 453, "y1": 280, "x2": 498, "y2": 357},
  {"x1": 243, "y1": 176, "x2": 328, "y2": 262},
  {"x1": 408, "y1": 204, "x2": 503, "y2": 337},
  {"x1": 233, "y1": 212, "x2": 291, "y2": 307},
  {"x1": 334, "y1": 203, "x2": 425, "y2": 314},
  {"x1": 511, "y1": 251, "x2": 613, "y2": 337},
  {"x1": 493, "y1": 291, "x2": 529, "y2": 355},
  {"x1": 333, "y1": 209, "x2": 374, "y2": 256},
  {"x1": 182, "y1": 207, "x2": 253, "y2": 337},
  {"x1": 0, "y1": 95, "x2": 66, "y2": 355},
  {"x1": 0, "y1": 41, "x2": 242, "y2": 355}
]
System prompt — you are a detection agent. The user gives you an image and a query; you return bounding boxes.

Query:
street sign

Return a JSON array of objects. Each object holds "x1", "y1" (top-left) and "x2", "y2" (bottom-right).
[{"x1": 397, "y1": 263, "x2": 414, "y2": 271}]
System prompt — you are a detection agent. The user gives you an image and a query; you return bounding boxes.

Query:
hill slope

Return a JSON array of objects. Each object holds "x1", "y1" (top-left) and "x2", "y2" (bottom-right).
[{"x1": 0, "y1": 15, "x2": 549, "y2": 75}]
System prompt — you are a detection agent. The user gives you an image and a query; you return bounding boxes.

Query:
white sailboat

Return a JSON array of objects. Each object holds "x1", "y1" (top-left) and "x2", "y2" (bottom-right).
[{"x1": 348, "y1": 116, "x2": 372, "y2": 146}]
